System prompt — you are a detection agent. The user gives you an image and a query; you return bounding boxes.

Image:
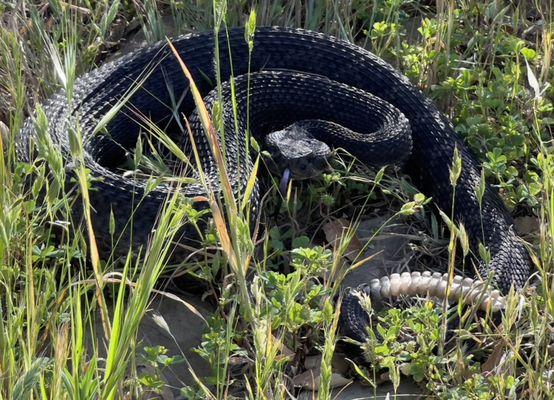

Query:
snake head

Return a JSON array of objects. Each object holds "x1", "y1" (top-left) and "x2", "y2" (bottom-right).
[{"x1": 265, "y1": 121, "x2": 332, "y2": 180}]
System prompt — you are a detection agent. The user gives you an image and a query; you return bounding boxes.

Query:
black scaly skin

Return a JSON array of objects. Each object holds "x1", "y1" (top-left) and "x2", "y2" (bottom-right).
[
  {"x1": 17, "y1": 27, "x2": 531, "y2": 343},
  {"x1": 188, "y1": 71, "x2": 412, "y2": 182}
]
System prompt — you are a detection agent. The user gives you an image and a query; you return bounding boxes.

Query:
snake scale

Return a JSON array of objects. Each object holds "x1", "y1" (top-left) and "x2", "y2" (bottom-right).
[{"x1": 18, "y1": 27, "x2": 532, "y2": 343}]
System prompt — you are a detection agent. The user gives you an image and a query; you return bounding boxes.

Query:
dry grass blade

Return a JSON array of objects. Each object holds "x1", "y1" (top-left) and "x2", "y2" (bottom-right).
[
  {"x1": 93, "y1": 56, "x2": 164, "y2": 135},
  {"x1": 72, "y1": 130, "x2": 112, "y2": 338},
  {"x1": 79, "y1": 273, "x2": 209, "y2": 325},
  {"x1": 183, "y1": 114, "x2": 236, "y2": 264},
  {"x1": 166, "y1": 38, "x2": 237, "y2": 214}
]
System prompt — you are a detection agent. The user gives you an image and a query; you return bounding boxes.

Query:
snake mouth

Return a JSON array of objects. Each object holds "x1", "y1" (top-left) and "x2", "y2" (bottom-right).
[{"x1": 276, "y1": 158, "x2": 333, "y2": 195}]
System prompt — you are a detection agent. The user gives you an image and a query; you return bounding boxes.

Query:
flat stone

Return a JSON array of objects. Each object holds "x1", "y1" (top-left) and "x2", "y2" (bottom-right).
[
  {"x1": 329, "y1": 216, "x2": 424, "y2": 399},
  {"x1": 297, "y1": 380, "x2": 424, "y2": 399},
  {"x1": 341, "y1": 215, "x2": 413, "y2": 289},
  {"x1": 138, "y1": 294, "x2": 213, "y2": 390},
  {"x1": 106, "y1": 16, "x2": 179, "y2": 62},
  {"x1": 92, "y1": 292, "x2": 213, "y2": 395}
]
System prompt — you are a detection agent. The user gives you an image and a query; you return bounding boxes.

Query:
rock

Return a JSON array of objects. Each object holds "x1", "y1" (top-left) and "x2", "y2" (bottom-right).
[
  {"x1": 106, "y1": 16, "x2": 179, "y2": 62},
  {"x1": 514, "y1": 216, "x2": 540, "y2": 236},
  {"x1": 326, "y1": 216, "x2": 424, "y2": 399},
  {"x1": 292, "y1": 368, "x2": 352, "y2": 391},
  {"x1": 92, "y1": 292, "x2": 213, "y2": 396},
  {"x1": 138, "y1": 294, "x2": 213, "y2": 389},
  {"x1": 340, "y1": 215, "x2": 413, "y2": 290},
  {"x1": 297, "y1": 380, "x2": 424, "y2": 399}
]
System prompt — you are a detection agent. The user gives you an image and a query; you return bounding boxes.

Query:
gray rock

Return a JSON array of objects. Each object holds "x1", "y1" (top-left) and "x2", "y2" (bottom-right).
[
  {"x1": 92, "y1": 292, "x2": 213, "y2": 396},
  {"x1": 297, "y1": 380, "x2": 424, "y2": 399},
  {"x1": 138, "y1": 294, "x2": 213, "y2": 389},
  {"x1": 341, "y1": 215, "x2": 413, "y2": 290}
]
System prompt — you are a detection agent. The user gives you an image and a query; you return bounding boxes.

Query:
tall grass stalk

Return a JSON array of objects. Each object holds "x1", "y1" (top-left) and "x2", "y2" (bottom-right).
[
  {"x1": 101, "y1": 192, "x2": 189, "y2": 399},
  {"x1": 44, "y1": 21, "x2": 112, "y2": 340}
]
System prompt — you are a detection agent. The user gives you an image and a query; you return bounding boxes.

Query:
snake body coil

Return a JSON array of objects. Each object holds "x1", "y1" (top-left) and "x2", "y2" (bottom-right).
[{"x1": 18, "y1": 27, "x2": 531, "y2": 342}]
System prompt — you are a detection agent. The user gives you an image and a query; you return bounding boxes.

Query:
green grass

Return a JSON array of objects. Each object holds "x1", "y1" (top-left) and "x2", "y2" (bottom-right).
[{"x1": 0, "y1": 0, "x2": 552, "y2": 399}]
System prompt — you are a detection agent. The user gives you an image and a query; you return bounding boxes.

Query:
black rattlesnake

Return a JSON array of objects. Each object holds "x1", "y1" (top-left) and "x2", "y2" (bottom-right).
[{"x1": 17, "y1": 27, "x2": 532, "y2": 343}]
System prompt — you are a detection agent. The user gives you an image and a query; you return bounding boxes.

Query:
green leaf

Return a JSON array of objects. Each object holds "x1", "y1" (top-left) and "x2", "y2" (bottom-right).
[
  {"x1": 12, "y1": 357, "x2": 51, "y2": 399},
  {"x1": 250, "y1": 136, "x2": 260, "y2": 153},
  {"x1": 478, "y1": 243, "x2": 491, "y2": 265},
  {"x1": 374, "y1": 166, "x2": 386, "y2": 185},
  {"x1": 100, "y1": 0, "x2": 121, "y2": 37},
  {"x1": 241, "y1": 155, "x2": 259, "y2": 212},
  {"x1": 109, "y1": 208, "x2": 116, "y2": 237},
  {"x1": 291, "y1": 235, "x2": 310, "y2": 249},
  {"x1": 520, "y1": 47, "x2": 536, "y2": 61}
]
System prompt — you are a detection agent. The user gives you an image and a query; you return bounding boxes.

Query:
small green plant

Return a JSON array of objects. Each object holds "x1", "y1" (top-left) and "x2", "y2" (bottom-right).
[
  {"x1": 357, "y1": 303, "x2": 443, "y2": 387},
  {"x1": 138, "y1": 345, "x2": 185, "y2": 395}
]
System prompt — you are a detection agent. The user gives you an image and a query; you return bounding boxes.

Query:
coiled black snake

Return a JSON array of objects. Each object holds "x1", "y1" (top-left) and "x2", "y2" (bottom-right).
[{"x1": 17, "y1": 27, "x2": 532, "y2": 343}]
